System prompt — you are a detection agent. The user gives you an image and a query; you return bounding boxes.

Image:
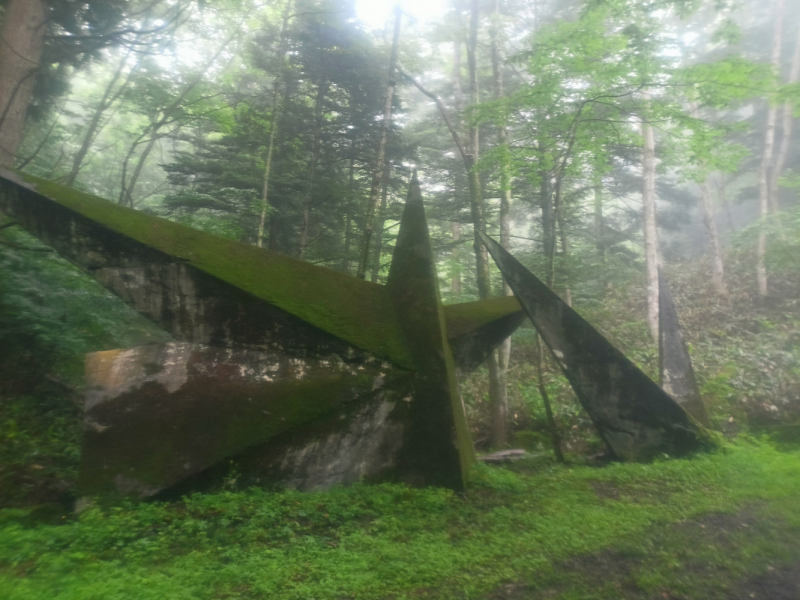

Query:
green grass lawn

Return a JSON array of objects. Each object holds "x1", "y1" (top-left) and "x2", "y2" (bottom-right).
[{"x1": 1, "y1": 440, "x2": 799, "y2": 599}]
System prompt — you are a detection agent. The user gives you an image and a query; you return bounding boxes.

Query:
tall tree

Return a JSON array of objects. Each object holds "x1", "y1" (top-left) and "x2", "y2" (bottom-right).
[
  {"x1": 257, "y1": 0, "x2": 293, "y2": 249},
  {"x1": 356, "y1": 4, "x2": 401, "y2": 279},
  {"x1": 0, "y1": 0, "x2": 46, "y2": 167},
  {"x1": 757, "y1": 0, "x2": 785, "y2": 299},
  {"x1": 770, "y1": 15, "x2": 800, "y2": 216}
]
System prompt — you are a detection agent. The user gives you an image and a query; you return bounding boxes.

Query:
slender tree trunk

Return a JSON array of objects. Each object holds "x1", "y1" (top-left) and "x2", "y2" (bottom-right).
[
  {"x1": 700, "y1": 180, "x2": 727, "y2": 295},
  {"x1": 257, "y1": 0, "x2": 292, "y2": 249},
  {"x1": 536, "y1": 334, "x2": 564, "y2": 463},
  {"x1": 757, "y1": 0, "x2": 784, "y2": 299},
  {"x1": 558, "y1": 210, "x2": 572, "y2": 307},
  {"x1": 467, "y1": 0, "x2": 505, "y2": 448},
  {"x1": 451, "y1": 38, "x2": 464, "y2": 297},
  {"x1": 357, "y1": 5, "x2": 401, "y2": 279},
  {"x1": 490, "y1": 0, "x2": 513, "y2": 385},
  {"x1": 466, "y1": 0, "x2": 490, "y2": 300},
  {"x1": 370, "y1": 160, "x2": 390, "y2": 282},
  {"x1": 689, "y1": 103, "x2": 727, "y2": 295},
  {"x1": 123, "y1": 132, "x2": 160, "y2": 207},
  {"x1": 593, "y1": 184, "x2": 609, "y2": 293},
  {"x1": 451, "y1": 221, "x2": 462, "y2": 294},
  {"x1": 342, "y1": 141, "x2": 357, "y2": 274},
  {"x1": 0, "y1": 0, "x2": 45, "y2": 168},
  {"x1": 716, "y1": 174, "x2": 735, "y2": 234},
  {"x1": 298, "y1": 79, "x2": 328, "y2": 260},
  {"x1": 769, "y1": 16, "x2": 800, "y2": 217},
  {"x1": 641, "y1": 98, "x2": 660, "y2": 342}
]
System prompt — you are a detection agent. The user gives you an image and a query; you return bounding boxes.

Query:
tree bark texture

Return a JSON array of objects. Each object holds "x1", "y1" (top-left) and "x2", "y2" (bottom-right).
[
  {"x1": 356, "y1": 5, "x2": 401, "y2": 279},
  {"x1": 489, "y1": 0, "x2": 512, "y2": 442},
  {"x1": 641, "y1": 106, "x2": 660, "y2": 342},
  {"x1": 369, "y1": 160, "x2": 390, "y2": 283},
  {"x1": 688, "y1": 102, "x2": 727, "y2": 296},
  {"x1": 700, "y1": 180, "x2": 727, "y2": 295},
  {"x1": 769, "y1": 14, "x2": 800, "y2": 217},
  {"x1": 757, "y1": 0, "x2": 784, "y2": 299},
  {"x1": 0, "y1": 0, "x2": 46, "y2": 168},
  {"x1": 341, "y1": 142, "x2": 356, "y2": 274}
]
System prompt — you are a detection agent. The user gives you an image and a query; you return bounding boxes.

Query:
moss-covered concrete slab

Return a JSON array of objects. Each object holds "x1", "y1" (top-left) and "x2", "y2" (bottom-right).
[
  {"x1": 480, "y1": 231, "x2": 710, "y2": 461},
  {"x1": 658, "y1": 271, "x2": 710, "y2": 427},
  {"x1": 0, "y1": 169, "x2": 532, "y2": 496},
  {"x1": 0, "y1": 168, "x2": 522, "y2": 373},
  {"x1": 385, "y1": 173, "x2": 474, "y2": 490},
  {"x1": 79, "y1": 343, "x2": 412, "y2": 498}
]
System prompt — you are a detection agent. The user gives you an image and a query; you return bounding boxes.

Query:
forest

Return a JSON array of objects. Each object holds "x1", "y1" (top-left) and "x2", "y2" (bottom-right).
[{"x1": 0, "y1": 0, "x2": 799, "y2": 598}]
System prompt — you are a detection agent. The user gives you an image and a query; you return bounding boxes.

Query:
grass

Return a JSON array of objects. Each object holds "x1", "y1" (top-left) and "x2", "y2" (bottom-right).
[{"x1": 0, "y1": 440, "x2": 798, "y2": 599}]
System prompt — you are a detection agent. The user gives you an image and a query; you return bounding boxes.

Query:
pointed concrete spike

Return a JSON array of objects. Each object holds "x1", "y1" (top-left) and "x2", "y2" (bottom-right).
[
  {"x1": 658, "y1": 270, "x2": 710, "y2": 427},
  {"x1": 478, "y1": 231, "x2": 708, "y2": 461},
  {"x1": 387, "y1": 178, "x2": 474, "y2": 488}
]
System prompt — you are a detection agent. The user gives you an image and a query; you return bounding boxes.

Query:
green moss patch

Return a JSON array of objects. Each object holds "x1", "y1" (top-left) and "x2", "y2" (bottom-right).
[
  {"x1": 1, "y1": 441, "x2": 798, "y2": 599},
  {"x1": 10, "y1": 173, "x2": 522, "y2": 372},
  {"x1": 443, "y1": 295, "x2": 523, "y2": 340},
  {"x1": 16, "y1": 173, "x2": 413, "y2": 368}
]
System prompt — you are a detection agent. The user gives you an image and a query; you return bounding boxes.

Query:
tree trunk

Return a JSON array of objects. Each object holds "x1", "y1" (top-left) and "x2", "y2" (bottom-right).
[
  {"x1": 298, "y1": 79, "x2": 328, "y2": 260},
  {"x1": 490, "y1": 0, "x2": 513, "y2": 377},
  {"x1": 757, "y1": 0, "x2": 784, "y2": 299},
  {"x1": 451, "y1": 222, "x2": 462, "y2": 294},
  {"x1": 467, "y1": 0, "x2": 490, "y2": 301},
  {"x1": 641, "y1": 101, "x2": 660, "y2": 342},
  {"x1": 450, "y1": 38, "x2": 464, "y2": 297},
  {"x1": 342, "y1": 141, "x2": 357, "y2": 274},
  {"x1": 0, "y1": 0, "x2": 46, "y2": 168},
  {"x1": 357, "y1": 5, "x2": 401, "y2": 279},
  {"x1": 558, "y1": 209, "x2": 572, "y2": 307},
  {"x1": 700, "y1": 180, "x2": 727, "y2": 295},
  {"x1": 257, "y1": 0, "x2": 292, "y2": 249},
  {"x1": 370, "y1": 160, "x2": 390, "y2": 283},
  {"x1": 536, "y1": 334, "x2": 564, "y2": 463},
  {"x1": 594, "y1": 184, "x2": 609, "y2": 293},
  {"x1": 467, "y1": 0, "x2": 506, "y2": 448},
  {"x1": 769, "y1": 14, "x2": 800, "y2": 217},
  {"x1": 689, "y1": 102, "x2": 726, "y2": 296}
]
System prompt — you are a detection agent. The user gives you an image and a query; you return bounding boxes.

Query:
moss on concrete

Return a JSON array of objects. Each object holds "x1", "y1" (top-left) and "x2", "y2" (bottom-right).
[
  {"x1": 17, "y1": 173, "x2": 413, "y2": 368},
  {"x1": 443, "y1": 295, "x2": 523, "y2": 340}
]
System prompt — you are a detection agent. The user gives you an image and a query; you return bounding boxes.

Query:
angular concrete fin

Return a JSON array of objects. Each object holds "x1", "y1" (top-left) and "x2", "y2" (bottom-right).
[
  {"x1": 658, "y1": 270, "x2": 710, "y2": 427},
  {"x1": 479, "y1": 231, "x2": 708, "y2": 461},
  {"x1": 0, "y1": 168, "x2": 411, "y2": 367},
  {"x1": 386, "y1": 173, "x2": 474, "y2": 488},
  {"x1": 445, "y1": 296, "x2": 527, "y2": 374}
]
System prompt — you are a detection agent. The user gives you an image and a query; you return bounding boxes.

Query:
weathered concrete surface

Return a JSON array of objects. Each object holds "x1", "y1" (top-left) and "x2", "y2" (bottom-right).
[
  {"x1": 0, "y1": 168, "x2": 523, "y2": 373},
  {"x1": 658, "y1": 271, "x2": 710, "y2": 427},
  {"x1": 79, "y1": 343, "x2": 412, "y2": 498},
  {"x1": 385, "y1": 173, "x2": 474, "y2": 490},
  {"x1": 0, "y1": 168, "x2": 529, "y2": 496},
  {"x1": 480, "y1": 232, "x2": 710, "y2": 461},
  {"x1": 445, "y1": 296, "x2": 528, "y2": 375}
]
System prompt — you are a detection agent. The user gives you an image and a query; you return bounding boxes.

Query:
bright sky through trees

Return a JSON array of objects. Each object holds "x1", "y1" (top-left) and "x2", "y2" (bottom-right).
[{"x1": 355, "y1": 0, "x2": 448, "y2": 30}]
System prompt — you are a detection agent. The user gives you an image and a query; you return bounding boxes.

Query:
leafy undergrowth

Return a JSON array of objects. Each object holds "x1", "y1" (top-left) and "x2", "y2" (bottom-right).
[{"x1": 1, "y1": 441, "x2": 798, "y2": 599}]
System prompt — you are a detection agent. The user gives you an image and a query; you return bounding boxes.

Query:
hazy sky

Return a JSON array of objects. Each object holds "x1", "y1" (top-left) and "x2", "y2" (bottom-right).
[{"x1": 355, "y1": 0, "x2": 449, "y2": 30}]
